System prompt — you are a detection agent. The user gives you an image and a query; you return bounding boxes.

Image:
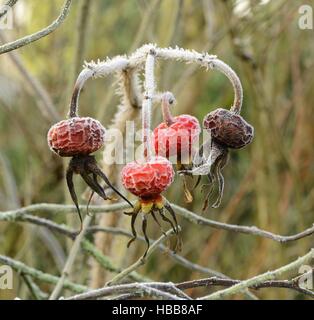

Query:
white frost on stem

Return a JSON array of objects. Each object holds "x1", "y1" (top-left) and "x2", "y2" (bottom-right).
[
  {"x1": 142, "y1": 47, "x2": 156, "y2": 159},
  {"x1": 78, "y1": 45, "x2": 243, "y2": 116},
  {"x1": 211, "y1": 59, "x2": 243, "y2": 114},
  {"x1": 69, "y1": 56, "x2": 129, "y2": 117},
  {"x1": 70, "y1": 44, "x2": 243, "y2": 119}
]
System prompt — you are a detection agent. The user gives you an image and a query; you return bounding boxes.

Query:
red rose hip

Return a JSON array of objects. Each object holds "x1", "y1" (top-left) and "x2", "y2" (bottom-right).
[
  {"x1": 153, "y1": 114, "x2": 200, "y2": 159},
  {"x1": 121, "y1": 156, "x2": 180, "y2": 257},
  {"x1": 121, "y1": 156, "x2": 174, "y2": 199},
  {"x1": 153, "y1": 92, "x2": 200, "y2": 160},
  {"x1": 47, "y1": 114, "x2": 132, "y2": 234},
  {"x1": 47, "y1": 117, "x2": 105, "y2": 157}
]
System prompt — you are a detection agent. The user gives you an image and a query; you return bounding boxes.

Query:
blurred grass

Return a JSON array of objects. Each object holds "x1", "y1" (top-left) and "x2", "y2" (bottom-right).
[{"x1": 0, "y1": 0, "x2": 313, "y2": 299}]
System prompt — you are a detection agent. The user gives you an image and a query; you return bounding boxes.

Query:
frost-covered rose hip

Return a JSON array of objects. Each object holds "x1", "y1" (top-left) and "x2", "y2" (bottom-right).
[
  {"x1": 153, "y1": 115, "x2": 200, "y2": 159},
  {"x1": 121, "y1": 156, "x2": 180, "y2": 257},
  {"x1": 121, "y1": 156, "x2": 174, "y2": 199},
  {"x1": 47, "y1": 89, "x2": 132, "y2": 234},
  {"x1": 153, "y1": 92, "x2": 200, "y2": 203},
  {"x1": 153, "y1": 92, "x2": 200, "y2": 161},
  {"x1": 47, "y1": 117, "x2": 105, "y2": 156},
  {"x1": 203, "y1": 108, "x2": 253, "y2": 149}
]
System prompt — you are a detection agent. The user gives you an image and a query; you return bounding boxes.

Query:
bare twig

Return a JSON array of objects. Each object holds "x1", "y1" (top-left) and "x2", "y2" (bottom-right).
[
  {"x1": 1, "y1": 201, "x2": 312, "y2": 244},
  {"x1": 21, "y1": 274, "x2": 48, "y2": 300},
  {"x1": 66, "y1": 267, "x2": 314, "y2": 300},
  {"x1": 0, "y1": 201, "x2": 132, "y2": 216},
  {"x1": 67, "y1": 282, "x2": 185, "y2": 300},
  {"x1": 87, "y1": 225, "x2": 231, "y2": 278},
  {"x1": 0, "y1": 204, "x2": 229, "y2": 279},
  {"x1": 176, "y1": 276, "x2": 314, "y2": 298},
  {"x1": 171, "y1": 203, "x2": 314, "y2": 243},
  {"x1": 0, "y1": 255, "x2": 88, "y2": 293},
  {"x1": 0, "y1": 0, "x2": 72, "y2": 55},
  {"x1": 200, "y1": 249, "x2": 314, "y2": 300},
  {"x1": 49, "y1": 214, "x2": 93, "y2": 300},
  {"x1": 81, "y1": 239, "x2": 150, "y2": 283},
  {"x1": 107, "y1": 227, "x2": 179, "y2": 285},
  {"x1": 0, "y1": 32, "x2": 60, "y2": 122},
  {"x1": 0, "y1": 211, "x2": 77, "y2": 239}
]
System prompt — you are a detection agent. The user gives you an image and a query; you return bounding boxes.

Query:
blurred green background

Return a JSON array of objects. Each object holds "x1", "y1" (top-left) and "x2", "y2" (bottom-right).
[{"x1": 0, "y1": 0, "x2": 313, "y2": 300}]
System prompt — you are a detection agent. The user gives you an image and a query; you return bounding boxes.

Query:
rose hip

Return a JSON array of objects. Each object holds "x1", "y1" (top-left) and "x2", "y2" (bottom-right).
[
  {"x1": 47, "y1": 117, "x2": 105, "y2": 157},
  {"x1": 121, "y1": 156, "x2": 174, "y2": 199},
  {"x1": 203, "y1": 108, "x2": 254, "y2": 149},
  {"x1": 48, "y1": 115, "x2": 132, "y2": 234},
  {"x1": 121, "y1": 156, "x2": 180, "y2": 257}
]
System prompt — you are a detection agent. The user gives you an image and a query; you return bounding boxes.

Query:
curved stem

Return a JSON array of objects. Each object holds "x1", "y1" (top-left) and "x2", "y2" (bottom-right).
[
  {"x1": 211, "y1": 59, "x2": 243, "y2": 114},
  {"x1": 69, "y1": 68, "x2": 93, "y2": 118},
  {"x1": 161, "y1": 91, "x2": 176, "y2": 126},
  {"x1": 135, "y1": 46, "x2": 243, "y2": 115},
  {"x1": 68, "y1": 56, "x2": 130, "y2": 118},
  {"x1": 142, "y1": 49, "x2": 156, "y2": 159},
  {"x1": 72, "y1": 46, "x2": 244, "y2": 123}
]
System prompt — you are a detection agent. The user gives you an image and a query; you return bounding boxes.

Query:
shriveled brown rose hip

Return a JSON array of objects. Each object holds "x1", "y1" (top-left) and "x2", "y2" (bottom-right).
[{"x1": 203, "y1": 108, "x2": 254, "y2": 149}]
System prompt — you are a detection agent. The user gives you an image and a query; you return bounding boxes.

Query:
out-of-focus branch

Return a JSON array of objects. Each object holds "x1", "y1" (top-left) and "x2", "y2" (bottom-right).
[
  {"x1": 66, "y1": 267, "x2": 314, "y2": 300},
  {"x1": 49, "y1": 214, "x2": 92, "y2": 300},
  {"x1": 1, "y1": 201, "x2": 313, "y2": 243},
  {"x1": 88, "y1": 225, "x2": 233, "y2": 278},
  {"x1": 172, "y1": 203, "x2": 314, "y2": 243},
  {"x1": 200, "y1": 249, "x2": 314, "y2": 300},
  {"x1": 107, "y1": 227, "x2": 179, "y2": 285},
  {"x1": 0, "y1": 255, "x2": 88, "y2": 293},
  {"x1": 0, "y1": 201, "x2": 132, "y2": 216},
  {"x1": 72, "y1": 0, "x2": 92, "y2": 77},
  {"x1": 21, "y1": 274, "x2": 48, "y2": 300},
  {"x1": 0, "y1": 210, "x2": 77, "y2": 238},
  {"x1": 0, "y1": 0, "x2": 72, "y2": 55},
  {"x1": 2, "y1": 214, "x2": 311, "y2": 299},
  {"x1": 176, "y1": 275, "x2": 314, "y2": 298},
  {"x1": 81, "y1": 239, "x2": 150, "y2": 283},
  {"x1": 0, "y1": 32, "x2": 60, "y2": 122},
  {"x1": 0, "y1": 203, "x2": 228, "y2": 280},
  {"x1": 67, "y1": 282, "x2": 186, "y2": 300}
]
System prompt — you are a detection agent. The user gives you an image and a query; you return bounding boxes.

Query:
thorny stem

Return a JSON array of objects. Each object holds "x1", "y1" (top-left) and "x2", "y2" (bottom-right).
[
  {"x1": 161, "y1": 91, "x2": 176, "y2": 126},
  {"x1": 142, "y1": 49, "x2": 156, "y2": 159}
]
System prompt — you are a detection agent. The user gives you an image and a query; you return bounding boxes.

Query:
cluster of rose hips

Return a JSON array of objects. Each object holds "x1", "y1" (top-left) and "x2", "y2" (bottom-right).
[{"x1": 47, "y1": 83, "x2": 253, "y2": 256}]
